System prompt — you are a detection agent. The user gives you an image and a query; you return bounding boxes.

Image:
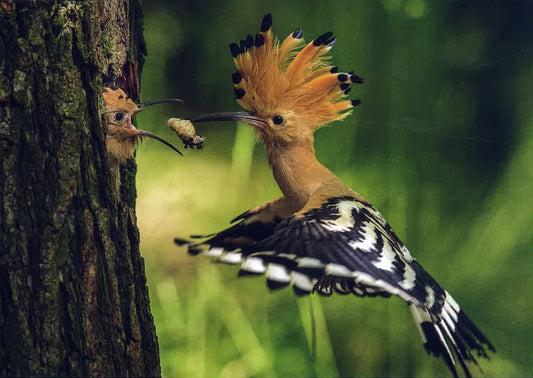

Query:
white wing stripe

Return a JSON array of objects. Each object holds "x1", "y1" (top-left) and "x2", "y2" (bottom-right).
[
  {"x1": 399, "y1": 264, "x2": 417, "y2": 290},
  {"x1": 445, "y1": 291, "x2": 461, "y2": 313},
  {"x1": 240, "y1": 257, "x2": 266, "y2": 273},
  {"x1": 441, "y1": 308, "x2": 457, "y2": 333},
  {"x1": 266, "y1": 263, "x2": 291, "y2": 283},
  {"x1": 291, "y1": 271, "x2": 314, "y2": 291},
  {"x1": 322, "y1": 200, "x2": 359, "y2": 232},
  {"x1": 219, "y1": 252, "x2": 242, "y2": 264},
  {"x1": 371, "y1": 239, "x2": 397, "y2": 272},
  {"x1": 325, "y1": 263, "x2": 354, "y2": 277},
  {"x1": 444, "y1": 300, "x2": 458, "y2": 323},
  {"x1": 348, "y1": 221, "x2": 377, "y2": 253},
  {"x1": 424, "y1": 286, "x2": 435, "y2": 308},
  {"x1": 297, "y1": 257, "x2": 325, "y2": 268},
  {"x1": 206, "y1": 247, "x2": 224, "y2": 257}
]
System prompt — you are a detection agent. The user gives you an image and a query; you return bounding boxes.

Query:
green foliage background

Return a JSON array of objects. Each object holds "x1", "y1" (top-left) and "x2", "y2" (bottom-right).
[{"x1": 134, "y1": 1, "x2": 532, "y2": 377}]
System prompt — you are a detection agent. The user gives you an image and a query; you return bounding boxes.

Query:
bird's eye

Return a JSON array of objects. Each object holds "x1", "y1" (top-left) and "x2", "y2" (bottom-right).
[
  {"x1": 114, "y1": 112, "x2": 125, "y2": 122},
  {"x1": 272, "y1": 115, "x2": 284, "y2": 126}
]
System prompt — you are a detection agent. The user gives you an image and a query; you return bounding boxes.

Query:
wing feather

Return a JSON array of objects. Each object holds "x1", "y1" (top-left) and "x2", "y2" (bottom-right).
[{"x1": 176, "y1": 195, "x2": 494, "y2": 376}]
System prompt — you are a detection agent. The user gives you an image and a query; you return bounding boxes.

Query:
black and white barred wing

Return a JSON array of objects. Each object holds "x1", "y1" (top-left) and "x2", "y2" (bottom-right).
[
  {"x1": 178, "y1": 196, "x2": 494, "y2": 377},
  {"x1": 220, "y1": 197, "x2": 424, "y2": 299},
  {"x1": 245, "y1": 196, "x2": 494, "y2": 377}
]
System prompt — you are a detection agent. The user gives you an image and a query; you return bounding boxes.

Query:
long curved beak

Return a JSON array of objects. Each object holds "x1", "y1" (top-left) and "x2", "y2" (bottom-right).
[
  {"x1": 137, "y1": 98, "x2": 183, "y2": 109},
  {"x1": 189, "y1": 111, "x2": 267, "y2": 128},
  {"x1": 138, "y1": 130, "x2": 183, "y2": 156}
]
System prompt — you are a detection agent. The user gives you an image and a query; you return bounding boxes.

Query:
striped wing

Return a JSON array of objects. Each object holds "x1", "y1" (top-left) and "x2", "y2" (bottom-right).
[
  {"x1": 177, "y1": 196, "x2": 494, "y2": 377},
  {"x1": 244, "y1": 196, "x2": 435, "y2": 303}
]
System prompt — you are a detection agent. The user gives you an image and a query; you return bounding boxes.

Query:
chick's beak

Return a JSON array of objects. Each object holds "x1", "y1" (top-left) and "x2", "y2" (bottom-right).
[
  {"x1": 189, "y1": 111, "x2": 268, "y2": 128},
  {"x1": 134, "y1": 98, "x2": 183, "y2": 115},
  {"x1": 138, "y1": 130, "x2": 183, "y2": 156},
  {"x1": 130, "y1": 97, "x2": 183, "y2": 156}
]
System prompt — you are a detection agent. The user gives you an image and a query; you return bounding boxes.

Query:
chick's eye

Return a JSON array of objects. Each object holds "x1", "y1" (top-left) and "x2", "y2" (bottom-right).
[
  {"x1": 272, "y1": 115, "x2": 284, "y2": 126},
  {"x1": 114, "y1": 112, "x2": 125, "y2": 122}
]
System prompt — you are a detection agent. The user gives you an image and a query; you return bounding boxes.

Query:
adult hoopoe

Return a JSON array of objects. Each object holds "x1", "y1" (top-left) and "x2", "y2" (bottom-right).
[
  {"x1": 175, "y1": 14, "x2": 495, "y2": 377},
  {"x1": 103, "y1": 87, "x2": 183, "y2": 163}
]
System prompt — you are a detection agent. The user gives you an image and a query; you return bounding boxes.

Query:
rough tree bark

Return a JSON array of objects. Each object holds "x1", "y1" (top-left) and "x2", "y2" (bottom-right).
[{"x1": 0, "y1": 1, "x2": 160, "y2": 376}]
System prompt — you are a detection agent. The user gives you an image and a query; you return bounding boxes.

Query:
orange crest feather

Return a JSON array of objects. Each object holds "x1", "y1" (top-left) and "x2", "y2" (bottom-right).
[
  {"x1": 230, "y1": 14, "x2": 362, "y2": 129},
  {"x1": 102, "y1": 87, "x2": 139, "y2": 113}
]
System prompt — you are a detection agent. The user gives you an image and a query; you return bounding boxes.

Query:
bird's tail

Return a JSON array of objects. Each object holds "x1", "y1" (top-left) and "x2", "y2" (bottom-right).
[{"x1": 409, "y1": 292, "x2": 495, "y2": 378}]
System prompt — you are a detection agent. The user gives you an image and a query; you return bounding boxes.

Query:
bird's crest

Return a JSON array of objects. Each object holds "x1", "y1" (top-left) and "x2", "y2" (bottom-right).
[
  {"x1": 102, "y1": 87, "x2": 139, "y2": 113},
  {"x1": 230, "y1": 13, "x2": 362, "y2": 129}
]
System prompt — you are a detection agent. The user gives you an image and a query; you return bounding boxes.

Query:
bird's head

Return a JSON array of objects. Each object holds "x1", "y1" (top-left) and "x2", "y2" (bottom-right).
[
  {"x1": 190, "y1": 13, "x2": 362, "y2": 147},
  {"x1": 103, "y1": 87, "x2": 183, "y2": 162}
]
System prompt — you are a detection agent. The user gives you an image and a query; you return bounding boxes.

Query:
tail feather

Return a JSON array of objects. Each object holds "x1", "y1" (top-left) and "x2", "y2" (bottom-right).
[{"x1": 410, "y1": 292, "x2": 495, "y2": 377}]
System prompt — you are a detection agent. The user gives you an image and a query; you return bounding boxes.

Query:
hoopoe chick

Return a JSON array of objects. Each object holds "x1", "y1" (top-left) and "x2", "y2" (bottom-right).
[
  {"x1": 103, "y1": 87, "x2": 183, "y2": 163},
  {"x1": 175, "y1": 14, "x2": 495, "y2": 377}
]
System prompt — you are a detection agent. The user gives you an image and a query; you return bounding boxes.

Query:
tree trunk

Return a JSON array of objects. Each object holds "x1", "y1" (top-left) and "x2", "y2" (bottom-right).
[{"x1": 0, "y1": 1, "x2": 160, "y2": 376}]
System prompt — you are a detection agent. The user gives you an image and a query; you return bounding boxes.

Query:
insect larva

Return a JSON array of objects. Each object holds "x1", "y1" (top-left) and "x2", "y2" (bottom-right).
[{"x1": 167, "y1": 118, "x2": 205, "y2": 149}]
